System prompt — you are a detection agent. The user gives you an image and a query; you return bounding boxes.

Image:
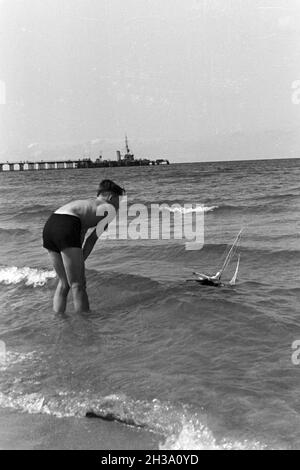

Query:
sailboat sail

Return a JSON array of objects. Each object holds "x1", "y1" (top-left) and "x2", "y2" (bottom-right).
[
  {"x1": 192, "y1": 228, "x2": 244, "y2": 286},
  {"x1": 229, "y1": 255, "x2": 241, "y2": 286},
  {"x1": 218, "y1": 229, "x2": 243, "y2": 280}
]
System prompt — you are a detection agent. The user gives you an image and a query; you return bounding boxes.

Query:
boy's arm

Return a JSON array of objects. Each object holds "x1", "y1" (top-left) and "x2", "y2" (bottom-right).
[
  {"x1": 82, "y1": 207, "x2": 114, "y2": 261},
  {"x1": 80, "y1": 228, "x2": 88, "y2": 246},
  {"x1": 82, "y1": 229, "x2": 98, "y2": 261}
]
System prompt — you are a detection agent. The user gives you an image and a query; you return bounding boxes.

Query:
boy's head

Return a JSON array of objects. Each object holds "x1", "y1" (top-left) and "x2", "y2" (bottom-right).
[{"x1": 97, "y1": 179, "x2": 125, "y2": 199}]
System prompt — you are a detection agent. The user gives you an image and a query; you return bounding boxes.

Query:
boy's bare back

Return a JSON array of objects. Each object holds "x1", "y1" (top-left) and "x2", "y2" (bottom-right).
[{"x1": 55, "y1": 199, "x2": 109, "y2": 230}]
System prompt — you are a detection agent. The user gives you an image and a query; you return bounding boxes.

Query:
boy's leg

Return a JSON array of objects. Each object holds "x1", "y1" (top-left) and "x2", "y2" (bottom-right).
[
  {"x1": 47, "y1": 250, "x2": 70, "y2": 313},
  {"x1": 61, "y1": 247, "x2": 90, "y2": 313}
]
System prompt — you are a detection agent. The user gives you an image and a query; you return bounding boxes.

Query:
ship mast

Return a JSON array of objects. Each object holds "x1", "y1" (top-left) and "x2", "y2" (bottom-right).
[{"x1": 125, "y1": 134, "x2": 130, "y2": 154}]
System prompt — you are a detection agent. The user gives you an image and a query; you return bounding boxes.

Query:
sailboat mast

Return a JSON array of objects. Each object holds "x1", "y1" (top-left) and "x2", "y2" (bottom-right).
[{"x1": 218, "y1": 229, "x2": 243, "y2": 279}]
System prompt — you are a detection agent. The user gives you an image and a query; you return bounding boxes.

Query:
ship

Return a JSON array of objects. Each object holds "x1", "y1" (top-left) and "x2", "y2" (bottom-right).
[{"x1": 77, "y1": 136, "x2": 170, "y2": 169}]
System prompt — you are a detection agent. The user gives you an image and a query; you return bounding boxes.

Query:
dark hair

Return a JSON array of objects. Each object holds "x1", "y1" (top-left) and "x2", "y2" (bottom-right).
[{"x1": 97, "y1": 179, "x2": 125, "y2": 197}]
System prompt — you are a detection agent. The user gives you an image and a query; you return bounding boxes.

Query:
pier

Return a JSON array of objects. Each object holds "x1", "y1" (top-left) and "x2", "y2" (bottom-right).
[
  {"x1": 0, "y1": 157, "x2": 169, "y2": 172},
  {"x1": 0, "y1": 137, "x2": 170, "y2": 172},
  {"x1": 0, "y1": 160, "x2": 78, "y2": 172}
]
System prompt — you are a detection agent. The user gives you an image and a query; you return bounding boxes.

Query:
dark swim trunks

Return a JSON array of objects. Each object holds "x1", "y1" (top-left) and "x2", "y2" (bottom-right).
[{"x1": 42, "y1": 213, "x2": 82, "y2": 253}]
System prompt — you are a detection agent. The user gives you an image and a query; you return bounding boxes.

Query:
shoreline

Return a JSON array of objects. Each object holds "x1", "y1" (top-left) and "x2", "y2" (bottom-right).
[{"x1": 0, "y1": 408, "x2": 161, "y2": 450}]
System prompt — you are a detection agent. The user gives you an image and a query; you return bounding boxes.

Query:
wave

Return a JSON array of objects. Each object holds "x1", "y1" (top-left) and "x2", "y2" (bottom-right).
[
  {"x1": 0, "y1": 228, "x2": 30, "y2": 237},
  {"x1": 207, "y1": 201, "x2": 299, "y2": 215},
  {"x1": 102, "y1": 240, "x2": 300, "y2": 265},
  {"x1": 18, "y1": 204, "x2": 52, "y2": 214},
  {"x1": 9, "y1": 204, "x2": 53, "y2": 222},
  {"x1": 201, "y1": 243, "x2": 300, "y2": 256},
  {"x1": 0, "y1": 266, "x2": 56, "y2": 287},
  {"x1": 164, "y1": 206, "x2": 218, "y2": 214},
  {"x1": 254, "y1": 193, "x2": 300, "y2": 202},
  {"x1": 0, "y1": 264, "x2": 162, "y2": 297},
  {"x1": 251, "y1": 232, "x2": 299, "y2": 242},
  {"x1": 0, "y1": 389, "x2": 269, "y2": 450},
  {"x1": 1, "y1": 232, "x2": 298, "y2": 291},
  {"x1": 196, "y1": 244, "x2": 300, "y2": 271},
  {"x1": 159, "y1": 421, "x2": 266, "y2": 451}
]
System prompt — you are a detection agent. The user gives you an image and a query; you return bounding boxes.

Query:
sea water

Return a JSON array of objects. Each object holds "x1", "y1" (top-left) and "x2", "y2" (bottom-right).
[{"x1": 0, "y1": 159, "x2": 300, "y2": 449}]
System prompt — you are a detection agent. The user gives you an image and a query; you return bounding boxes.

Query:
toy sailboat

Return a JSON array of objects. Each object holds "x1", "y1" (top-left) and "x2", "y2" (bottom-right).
[{"x1": 190, "y1": 229, "x2": 243, "y2": 287}]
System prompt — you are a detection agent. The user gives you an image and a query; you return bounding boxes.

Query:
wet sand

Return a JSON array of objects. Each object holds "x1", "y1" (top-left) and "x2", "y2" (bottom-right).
[{"x1": 0, "y1": 409, "x2": 161, "y2": 450}]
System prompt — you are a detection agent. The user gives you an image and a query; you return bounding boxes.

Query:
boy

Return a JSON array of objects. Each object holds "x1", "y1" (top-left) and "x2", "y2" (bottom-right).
[{"x1": 43, "y1": 179, "x2": 125, "y2": 313}]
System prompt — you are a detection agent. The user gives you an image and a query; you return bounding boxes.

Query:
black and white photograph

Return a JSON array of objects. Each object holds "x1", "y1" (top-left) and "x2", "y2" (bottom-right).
[{"x1": 0, "y1": 0, "x2": 300, "y2": 452}]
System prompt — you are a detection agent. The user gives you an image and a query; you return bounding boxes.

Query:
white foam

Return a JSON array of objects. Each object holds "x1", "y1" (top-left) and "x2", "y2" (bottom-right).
[
  {"x1": 0, "y1": 392, "x2": 45, "y2": 414},
  {"x1": 0, "y1": 350, "x2": 36, "y2": 372},
  {"x1": 166, "y1": 206, "x2": 218, "y2": 214},
  {"x1": 0, "y1": 391, "x2": 87, "y2": 419},
  {"x1": 159, "y1": 420, "x2": 267, "y2": 451},
  {"x1": 0, "y1": 266, "x2": 56, "y2": 287}
]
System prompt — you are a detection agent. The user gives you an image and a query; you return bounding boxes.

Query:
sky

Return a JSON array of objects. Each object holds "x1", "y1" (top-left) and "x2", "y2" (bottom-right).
[{"x1": 0, "y1": 0, "x2": 300, "y2": 162}]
